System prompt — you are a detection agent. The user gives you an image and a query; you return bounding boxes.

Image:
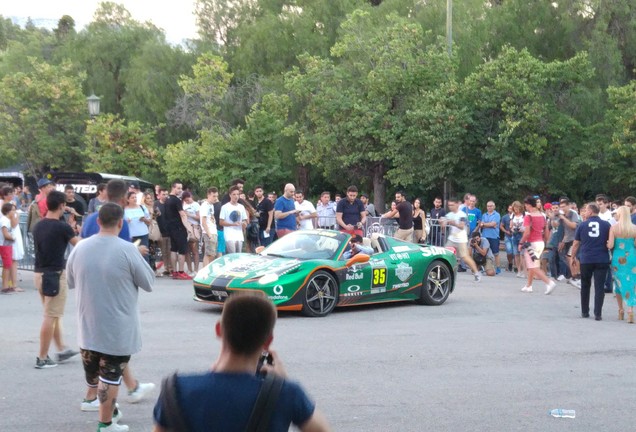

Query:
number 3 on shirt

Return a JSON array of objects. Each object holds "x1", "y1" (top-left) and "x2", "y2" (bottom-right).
[{"x1": 588, "y1": 221, "x2": 600, "y2": 238}]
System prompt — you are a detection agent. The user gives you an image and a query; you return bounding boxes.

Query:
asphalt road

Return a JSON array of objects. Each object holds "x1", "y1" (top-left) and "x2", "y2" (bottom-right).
[{"x1": 1, "y1": 267, "x2": 634, "y2": 432}]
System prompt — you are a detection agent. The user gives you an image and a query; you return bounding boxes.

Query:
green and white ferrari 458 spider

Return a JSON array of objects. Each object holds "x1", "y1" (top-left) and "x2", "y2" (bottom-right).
[{"x1": 193, "y1": 229, "x2": 457, "y2": 317}]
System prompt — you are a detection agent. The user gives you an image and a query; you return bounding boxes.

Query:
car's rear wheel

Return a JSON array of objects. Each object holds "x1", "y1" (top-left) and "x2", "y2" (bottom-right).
[
  {"x1": 416, "y1": 260, "x2": 452, "y2": 306},
  {"x1": 301, "y1": 270, "x2": 339, "y2": 317}
]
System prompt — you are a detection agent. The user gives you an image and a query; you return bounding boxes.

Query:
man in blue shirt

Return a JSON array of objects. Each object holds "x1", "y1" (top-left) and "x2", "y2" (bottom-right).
[
  {"x1": 480, "y1": 201, "x2": 501, "y2": 273},
  {"x1": 465, "y1": 195, "x2": 482, "y2": 234},
  {"x1": 571, "y1": 202, "x2": 611, "y2": 321},
  {"x1": 82, "y1": 181, "x2": 133, "y2": 242},
  {"x1": 274, "y1": 183, "x2": 299, "y2": 238},
  {"x1": 152, "y1": 293, "x2": 330, "y2": 432}
]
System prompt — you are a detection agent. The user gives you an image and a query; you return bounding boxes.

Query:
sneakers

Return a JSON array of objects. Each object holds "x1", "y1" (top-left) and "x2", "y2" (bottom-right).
[
  {"x1": 127, "y1": 382, "x2": 156, "y2": 403},
  {"x1": 568, "y1": 279, "x2": 581, "y2": 289},
  {"x1": 457, "y1": 267, "x2": 467, "y2": 272},
  {"x1": 516, "y1": 272, "x2": 525, "y2": 279},
  {"x1": 35, "y1": 356, "x2": 58, "y2": 369},
  {"x1": 97, "y1": 422, "x2": 128, "y2": 432},
  {"x1": 172, "y1": 271, "x2": 192, "y2": 280},
  {"x1": 557, "y1": 275, "x2": 567, "y2": 282},
  {"x1": 81, "y1": 399, "x2": 119, "y2": 412},
  {"x1": 521, "y1": 286, "x2": 533, "y2": 293},
  {"x1": 496, "y1": 267, "x2": 501, "y2": 275},
  {"x1": 507, "y1": 263, "x2": 513, "y2": 272},
  {"x1": 81, "y1": 398, "x2": 100, "y2": 412},
  {"x1": 56, "y1": 348, "x2": 79, "y2": 363},
  {"x1": 545, "y1": 280, "x2": 557, "y2": 295},
  {"x1": 473, "y1": 272, "x2": 481, "y2": 282},
  {"x1": 112, "y1": 407, "x2": 123, "y2": 423}
]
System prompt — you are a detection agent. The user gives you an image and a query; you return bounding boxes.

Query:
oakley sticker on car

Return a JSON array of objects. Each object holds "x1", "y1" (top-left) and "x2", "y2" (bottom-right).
[{"x1": 343, "y1": 285, "x2": 363, "y2": 297}]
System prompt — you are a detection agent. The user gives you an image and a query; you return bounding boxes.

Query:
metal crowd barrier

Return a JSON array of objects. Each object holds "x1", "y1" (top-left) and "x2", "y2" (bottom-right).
[
  {"x1": 9, "y1": 213, "x2": 449, "y2": 272},
  {"x1": 315, "y1": 215, "x2": 447, "y2": 246}
]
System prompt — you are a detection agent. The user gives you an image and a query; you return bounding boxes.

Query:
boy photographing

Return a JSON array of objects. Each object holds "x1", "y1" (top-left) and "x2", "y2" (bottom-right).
[{"x1": 153, "y1": 293, "x2": 330, "y2": 432}]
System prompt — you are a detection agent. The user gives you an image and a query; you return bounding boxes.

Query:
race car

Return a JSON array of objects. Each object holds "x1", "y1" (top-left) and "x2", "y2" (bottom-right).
[{"x1": 193, "y1": 229, "x2": 457, "y2": 317}]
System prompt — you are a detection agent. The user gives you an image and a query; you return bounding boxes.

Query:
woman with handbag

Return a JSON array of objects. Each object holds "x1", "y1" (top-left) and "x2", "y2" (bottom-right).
[
  {"x1": 519, "y1": 196, "x2": 557, "y2": 294},
  {"x1": 144, "y1": 192, "x2": 162, "y2": 271},
  {"x1": 182, "y1": 192, "x2": 201, "y2": 276},
  {"x1": 125, "y1": 191, "x2": 151, "y2": 263}
]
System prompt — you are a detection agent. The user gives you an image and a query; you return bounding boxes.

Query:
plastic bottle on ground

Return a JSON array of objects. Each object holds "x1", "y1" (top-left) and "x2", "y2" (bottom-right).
[{"x1": 549, "y1": 409, "x2": 576, "y2": 418}]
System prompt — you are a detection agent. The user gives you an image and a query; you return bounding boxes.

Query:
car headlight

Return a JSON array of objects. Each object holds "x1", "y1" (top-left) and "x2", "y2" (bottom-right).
[
  {"x1": 195, "y1": 267, "x2": 211, "y2": 280},
  {"x1": 258, "y1": 273, "x2": 279, "y2": 285}
]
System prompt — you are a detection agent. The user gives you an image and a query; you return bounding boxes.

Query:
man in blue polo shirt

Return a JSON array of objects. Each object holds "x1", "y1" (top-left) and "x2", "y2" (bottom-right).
[
  {"x1": 335, "y1": 185, "x2": 366, "y2": 237},
  {"x1": 274, "y1": 184, "x2": 299, "y2": 238},
  {"x1": 571, "y1": 202, "x2": 611, "y2": 321},
  {"x1": 480, "y1": 201, "x2": 501, "y2": 273}
]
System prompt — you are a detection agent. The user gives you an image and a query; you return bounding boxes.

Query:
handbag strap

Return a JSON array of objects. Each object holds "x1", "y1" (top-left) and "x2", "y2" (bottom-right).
[{"x1": 245, "y1": 373, "x2": 284, "y2": 432}]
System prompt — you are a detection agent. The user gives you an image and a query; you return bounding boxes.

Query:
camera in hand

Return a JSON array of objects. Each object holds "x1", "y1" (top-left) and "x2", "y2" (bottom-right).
[{"x1": 256, "y1": 352, "x2": 274, "y2": 375}]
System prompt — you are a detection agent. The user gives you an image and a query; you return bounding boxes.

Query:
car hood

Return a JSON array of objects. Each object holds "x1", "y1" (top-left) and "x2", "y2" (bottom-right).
[{"x1": 194, "y1": 253, "x2": 302, "y2": 283}]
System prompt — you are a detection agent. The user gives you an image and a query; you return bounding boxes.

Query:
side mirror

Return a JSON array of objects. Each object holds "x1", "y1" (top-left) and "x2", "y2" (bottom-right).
[
  {"x1": 255, "y1": 246, "x2": 265, "y2": 254},
  {"x1": 346, "y1": 253, "x2": 370, "y2": 267}
]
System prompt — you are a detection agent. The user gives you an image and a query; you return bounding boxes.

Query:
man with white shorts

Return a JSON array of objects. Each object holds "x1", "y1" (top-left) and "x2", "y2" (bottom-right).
[{"x1": 441, "y1": 197, "x2": 480, "y2": 282}]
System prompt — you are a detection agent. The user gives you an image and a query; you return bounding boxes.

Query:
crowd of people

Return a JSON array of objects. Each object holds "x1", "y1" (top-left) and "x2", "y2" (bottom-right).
[
  {"x1": 5, "y1": 173, "x2": 636, "y2": 431},
  {"x1": 5, "y1": 177, "x2": 336, "y2": 431}
]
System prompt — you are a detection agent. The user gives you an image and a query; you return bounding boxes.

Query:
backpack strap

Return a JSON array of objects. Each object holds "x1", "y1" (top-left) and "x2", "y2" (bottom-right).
[
  {"x1": 158, "y1": 372, "x2": 190, "y2": 432},
  {"x1": 245, "y1": 373, "x2": 285, "y2": 432}
]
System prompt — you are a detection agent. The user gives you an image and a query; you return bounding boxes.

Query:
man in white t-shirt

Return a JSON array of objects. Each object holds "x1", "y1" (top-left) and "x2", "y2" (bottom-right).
[
  {"x1": 595, "y1": 194, "x2": 616, "y2": 226},
  {"x1": 440, "y1": 197, "x2": 481, "y2": 282},
  {"x1": 219, "y1": 186, "x2": 248, "y2": 254},
  {"x1": 595, "y1": 194, "x2": 616, "y2": 293},
  {"x1": 295, "y1": 190, "x2": 317, "y2": 230},
  {"x1": 200, "y1": 187, "x2": 219, "y2": 266}
]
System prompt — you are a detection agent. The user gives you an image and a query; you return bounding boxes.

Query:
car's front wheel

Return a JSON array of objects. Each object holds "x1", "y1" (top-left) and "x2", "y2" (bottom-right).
[
  {"x1": 301, "y1": 270, "x2": 339, "y2": 317},
  {"x1": 416, "y1": 260, "x2": 452, "y2": 306}
]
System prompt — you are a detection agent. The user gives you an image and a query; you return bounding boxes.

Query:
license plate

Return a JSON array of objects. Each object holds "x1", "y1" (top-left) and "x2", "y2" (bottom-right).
[{"x1": 211, "y1": 290, "x2": 228, "y2": 298}]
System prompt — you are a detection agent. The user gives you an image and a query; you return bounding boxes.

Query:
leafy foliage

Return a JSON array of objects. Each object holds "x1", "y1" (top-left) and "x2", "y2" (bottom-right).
[
  {"x1": 0, "y1": 58, "x2": 86, "y2": 177},
  {"x1": 82, "y1": 113, "x2": 161, "y2": 180}
]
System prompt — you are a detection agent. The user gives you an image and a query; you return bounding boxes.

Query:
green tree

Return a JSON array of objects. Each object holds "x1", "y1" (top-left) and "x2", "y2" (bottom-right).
[
  {"x1": 65, "y1": 2, "x2": 165, "y2": 115},
  {"x1": 82, "y1": 113, "x2": 161, "y2": 179},
  {"x1": 456, "y1": 47, "x2": 595, "y2": 202},
  {"x1": 286, "y1": 11, "x2": 454, "y2": 209},
  {"x1": 122, "y1": 39, "x2": 197, "y2": 145},
  {"x1": 605, "y1": 81, "x2": 636, "y2": 193},
  {"x1": 0, "y1": 58, "x2": 86, "y2": 176}
]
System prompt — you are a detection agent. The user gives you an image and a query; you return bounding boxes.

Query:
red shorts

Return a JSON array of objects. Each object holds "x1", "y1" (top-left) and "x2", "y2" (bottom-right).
[{"x1": 0, "y1": 245, "x2": 13, "y2": 268}]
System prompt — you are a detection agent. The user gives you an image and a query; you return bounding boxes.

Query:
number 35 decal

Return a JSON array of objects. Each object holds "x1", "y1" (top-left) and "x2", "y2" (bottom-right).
[{"x1": 372, "y1": 268, "x2": 387, "y2": 289}]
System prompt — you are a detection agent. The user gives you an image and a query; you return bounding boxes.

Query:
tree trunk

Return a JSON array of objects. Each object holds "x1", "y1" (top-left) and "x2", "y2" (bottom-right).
[
  {"x1": 297, "y1": 164, "x2": 310, "y2": 195},
  {"x1": 372, "y1": 161, "x2": 386, "y2": 213}
]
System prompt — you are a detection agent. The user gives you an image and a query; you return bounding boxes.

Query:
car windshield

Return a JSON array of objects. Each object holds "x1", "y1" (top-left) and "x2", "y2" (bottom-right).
[{"x1": 262, "y1": 231, "x2": 346, "y2": 260}]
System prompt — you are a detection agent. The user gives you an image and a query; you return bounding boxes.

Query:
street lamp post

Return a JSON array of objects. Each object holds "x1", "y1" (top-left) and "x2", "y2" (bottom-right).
[{"x1": 86, "y1": 93, "x2": 101, "y2": 118}]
